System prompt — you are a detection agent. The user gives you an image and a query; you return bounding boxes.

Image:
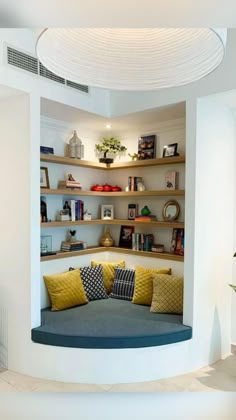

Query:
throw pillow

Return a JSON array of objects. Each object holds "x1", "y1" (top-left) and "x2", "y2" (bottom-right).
[
  {"x1": 132, "y1": 265, "x2": 171, "y2": 306},
  {"x1": 110, "y1": 267, "x2": 135, "y2": 301},
  {"x1": 43, "y1": 269, "x2": 88, "y2": 311},
  {"x1": 91, "y1": 260, "x2": 126, "y2": 293},
  {"x1": 150, "y1": 274, "x2": 184, "y2": 314},
  {"x1": 80, "y1": 265, "x2": 108, "y2": 301}
]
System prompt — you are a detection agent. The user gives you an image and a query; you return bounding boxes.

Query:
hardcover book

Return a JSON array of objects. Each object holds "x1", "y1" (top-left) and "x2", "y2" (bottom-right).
[{"x1": 165, "y1": 171, "x2": 178, "y2": 190}]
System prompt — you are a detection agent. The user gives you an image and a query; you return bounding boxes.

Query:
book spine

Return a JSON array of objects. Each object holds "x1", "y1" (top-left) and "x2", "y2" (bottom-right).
[
  {"x1": 80, "y1": 200, "x2": 84, "y2": 220},
  {"x1": 132, "y1": 233, "x2": 136, "y2": 250},
  {"x1": 170, "y1": 228, "x2": 178, "y2": 253},
  {"x1": 69, "y1": 200, "x2": 76, "y2": 221}
]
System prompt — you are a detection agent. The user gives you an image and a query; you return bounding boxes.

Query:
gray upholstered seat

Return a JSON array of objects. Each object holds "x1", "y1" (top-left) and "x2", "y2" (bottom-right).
[{"x1": 31, "y1": 298, "x2": 192, "y2": 349}]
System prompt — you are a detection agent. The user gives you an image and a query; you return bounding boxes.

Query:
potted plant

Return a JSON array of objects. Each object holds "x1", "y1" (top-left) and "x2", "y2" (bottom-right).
[{"x1": 95, "y1": 137, "x2": 127, "y2": 164}]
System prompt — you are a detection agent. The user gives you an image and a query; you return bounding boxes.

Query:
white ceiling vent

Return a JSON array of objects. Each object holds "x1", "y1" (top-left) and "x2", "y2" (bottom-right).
[{"x1": 7, "y1": 46, "x2": 89, "y2": 94}]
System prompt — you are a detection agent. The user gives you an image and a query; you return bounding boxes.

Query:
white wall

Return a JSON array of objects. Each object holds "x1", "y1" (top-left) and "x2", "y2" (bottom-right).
[
  {"x1": 190, "y1": 97, "x2": 234, "y2": 364},
  {"x1": 0, "y1": 92, "x2": 32, "y2": 368},
  {"x1": 231, "y1": 113, "x2": 236, "y2": 344}
]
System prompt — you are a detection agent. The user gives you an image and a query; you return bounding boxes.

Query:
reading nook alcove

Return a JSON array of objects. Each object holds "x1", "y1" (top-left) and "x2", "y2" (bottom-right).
[{"x1": 1, "y1": 30, "x2": 234, "y2": 384}]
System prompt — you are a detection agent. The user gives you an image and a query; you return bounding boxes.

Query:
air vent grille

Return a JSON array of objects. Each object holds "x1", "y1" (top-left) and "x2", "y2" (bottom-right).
[
  {"x1": 7, "y1": 46, "x2": 38, "y2": 74},
  {"x1": 39, "y1": 62, "x2": 65, "y2": 84},
  {"x1": 66, "y1": 80, "x2": 89, "y2": 93},
  {"x1": 7, "y1": 46, "x2": 89, "y2": 94}
]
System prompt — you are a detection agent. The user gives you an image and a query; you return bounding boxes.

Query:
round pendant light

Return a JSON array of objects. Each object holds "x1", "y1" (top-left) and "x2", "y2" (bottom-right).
[{"x1": 36, "y1": 28, "x2": 227, "y2": 91}]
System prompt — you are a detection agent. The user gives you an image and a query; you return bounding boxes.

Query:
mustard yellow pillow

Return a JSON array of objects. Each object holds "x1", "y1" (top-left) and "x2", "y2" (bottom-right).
[
  {"x1": 132, "y1": 265, "x2": 171, "y2": 306},
  {"x1": 91, "y1": 260, "x2": 125, "y2": 293},
  {"x1": 43, "y1": 269, "x2": 88, "y2": 311},
  {"x1": 150, "y1": 274, "x2": 183, "y2": 314}
]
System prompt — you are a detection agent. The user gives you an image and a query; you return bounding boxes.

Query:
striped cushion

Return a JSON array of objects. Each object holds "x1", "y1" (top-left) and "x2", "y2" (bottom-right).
[{"x1": 110, "y1": 267, "x2": 135, "y2": 301}]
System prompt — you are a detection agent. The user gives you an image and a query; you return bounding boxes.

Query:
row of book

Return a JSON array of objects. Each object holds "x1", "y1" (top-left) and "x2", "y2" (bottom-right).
[
  {"x1": 171, "y1": 228, "x2": 184, "y2": 255},
  {"x1": 128, "y1": 176, "x2": 143, "y2": 191},
  {"x1": 132, "y1": 233, "x2": 154, "y2": 251},
  {"x1": 63, "y1": 199, "x2": 84, "y2": 221}
]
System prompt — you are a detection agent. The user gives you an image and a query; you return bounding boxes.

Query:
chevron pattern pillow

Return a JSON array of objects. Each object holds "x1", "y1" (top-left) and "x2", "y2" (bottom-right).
[
  {"x1": 110, "y1": 267, "x2": 135, "y2": 301},
  {"x1": 80, "y1": 265, "x2": 108, "y2": 301}
]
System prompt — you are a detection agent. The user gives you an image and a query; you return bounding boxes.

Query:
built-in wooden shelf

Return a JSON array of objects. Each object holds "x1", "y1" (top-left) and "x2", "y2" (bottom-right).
[
  {"x1": 40, "y1": 154, "x2": 106, "y2": 169},
  {"x1": 40, "y1": 246, "x2": 184, "y2": 262},
  {"x1": 41, "y1": 219, "x2": 184, "y2": 228},
  {"x1": 40, "y1": 188, "x2": 185, "y2": 197},
  {"x1": 107, "y1": 155, "x2": 185, "y2": 169},
  {"x1": 40, "y1": 154, "x2": 185, "y2": 170}
]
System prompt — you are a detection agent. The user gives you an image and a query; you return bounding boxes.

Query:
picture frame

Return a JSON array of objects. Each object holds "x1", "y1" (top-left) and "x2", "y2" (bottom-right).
[
  {"x1": 119, "y1": 225, "x2": 135, "y2": 248},
  {"x1": 162, "y1": 143, "x2": 179, "y2": 158},
  {"x1": 138, "y1": 134, "x2": 156, "y2": 160},
  {"x1": 101, "y1": 204, "x2": 114, "y2": 220},
  {"x1": 40, "y1": 167, "x2": 50, "y2": 189}
]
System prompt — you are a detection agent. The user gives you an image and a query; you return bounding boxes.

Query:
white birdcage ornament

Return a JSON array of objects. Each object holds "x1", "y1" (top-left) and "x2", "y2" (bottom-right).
[{"x1": 68, "y1": 130, "x2": 84, "y2": 159}]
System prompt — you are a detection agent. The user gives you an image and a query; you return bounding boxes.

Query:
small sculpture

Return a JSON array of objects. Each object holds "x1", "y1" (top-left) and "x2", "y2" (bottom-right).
[
  {"x1": 69, "y1": 230, "x2": 77, "y2": 242},
  {"x1": 128, "y1": 153, "x2": 139, "y2": 161},
  {"x1": 141, "y1": 205, "x2": 151, "y2": 216}
]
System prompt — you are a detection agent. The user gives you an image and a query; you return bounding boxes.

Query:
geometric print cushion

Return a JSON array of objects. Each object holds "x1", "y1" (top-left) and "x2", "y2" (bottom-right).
[
  {"x1": 110, "y1": 267, "x2": 135, "y2": 301},
  {"x1": 79, "y1": 265, "x2": 108, "y2": 301},
  {"x1": 91, "y1": 260, "x2": 125, "y2": 294},
  {"x1": 43, "y1": 269, "x2": 88, "y2": 311},
  {"x1": 132, "y1": 265, "x2": 171, "y2": 306},
  {"x1": 150, "y1": 274, "x2": 183, "y2": 314}
]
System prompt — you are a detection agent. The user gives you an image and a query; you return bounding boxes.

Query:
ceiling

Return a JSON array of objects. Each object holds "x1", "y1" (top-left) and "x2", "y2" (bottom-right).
[{"x1": 41, "y1": 98, "x2": 185, "y2": 132}]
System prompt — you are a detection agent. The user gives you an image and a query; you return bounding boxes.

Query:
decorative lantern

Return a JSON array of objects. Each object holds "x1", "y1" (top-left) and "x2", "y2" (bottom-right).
[{"x1": 68, "y1": 130, "x2": 84, "y2": 159}]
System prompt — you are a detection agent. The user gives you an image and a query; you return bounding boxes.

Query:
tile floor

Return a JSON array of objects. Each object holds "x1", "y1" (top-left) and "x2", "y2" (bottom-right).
[{"x1": 0, "y1": 346, "x2": 236, "y2": 392}]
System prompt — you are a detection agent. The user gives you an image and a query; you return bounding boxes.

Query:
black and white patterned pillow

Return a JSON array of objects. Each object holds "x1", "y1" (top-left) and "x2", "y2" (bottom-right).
[
  {"x1": 110, "y1": 267, "x2": 135, "y2": 301},
  {"x1": 79, "y1": 265, "x2": 108, "y2": 301}
]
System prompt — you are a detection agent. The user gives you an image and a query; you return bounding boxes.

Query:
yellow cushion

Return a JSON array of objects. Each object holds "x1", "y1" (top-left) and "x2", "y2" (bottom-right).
[
  {"x1": 132, "y1": 265, "x2": 171, "y2": 306},
  {"x1": 43, "y1": 269, "x2": 88, "y2": 311},
  {"x1": 150, "y1": 274, "x2": 183, "y2": 314},
  {"x1": 91, "y1": 260, "x2": 125, "y2": 293}
]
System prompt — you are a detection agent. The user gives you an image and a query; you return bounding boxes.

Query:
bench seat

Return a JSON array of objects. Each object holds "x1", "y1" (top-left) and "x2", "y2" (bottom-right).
[{"x1": 31, "y1": 298, "x2": 192, "y2": 349}]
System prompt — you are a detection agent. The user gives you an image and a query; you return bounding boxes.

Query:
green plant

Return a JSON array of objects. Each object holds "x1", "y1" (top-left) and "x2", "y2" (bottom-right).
[{"x1": 95, "y1": 137, "x2": 127, "y2": 160}]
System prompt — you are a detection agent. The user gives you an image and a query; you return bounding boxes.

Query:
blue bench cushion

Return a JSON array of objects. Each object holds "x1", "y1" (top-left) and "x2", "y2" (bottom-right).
[{"x1": 31, "y1": 298, "x2": 192, "y2": 349}]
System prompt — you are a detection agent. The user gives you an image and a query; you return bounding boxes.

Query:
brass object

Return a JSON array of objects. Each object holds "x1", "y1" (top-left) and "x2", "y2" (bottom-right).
[
  {"x1": 162, "y1": 200, "x2": 180, "y2": 221},
  {"x1": 100, "y1": 228, "x2": 114, "y2": 247}
]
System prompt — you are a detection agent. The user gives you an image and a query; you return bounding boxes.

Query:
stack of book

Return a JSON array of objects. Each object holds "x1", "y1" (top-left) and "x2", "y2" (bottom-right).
[
  {"x1": 40, "y1": 146, "x2": 54, "y2": 155},
  {"x1": 171, "y1": 228, "x2": 184, "y2": 255},
  {"x1": 61, "y1": 240, "x2": 85, "y2": 252},
  {"x1": 132, "y1": 233, "x2": 154, "y2": 251},
  {"x1": 58, "y1": 180, "x2": 82, "y2": 189},
  {"x1": 135, "y1": 215, "x2": 157, "y2": 221}
]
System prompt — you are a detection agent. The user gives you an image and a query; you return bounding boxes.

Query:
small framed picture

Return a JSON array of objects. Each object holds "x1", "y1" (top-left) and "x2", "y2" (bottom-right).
[
  {"x1": 138, "y1": 135, "x2": 156, "y2": 160},
  {"x1": 40, "y1": 167, "x2": 50, "y2": 189},
  {"x1": 101, "y1": 204, "x2": 114, "y2": 220},
  {"x1": 119, "y1": 225, "x2": 135, "y2": 248},
  {"x1": 162, "y1": 143, "x2": 179, "y2": 158}
]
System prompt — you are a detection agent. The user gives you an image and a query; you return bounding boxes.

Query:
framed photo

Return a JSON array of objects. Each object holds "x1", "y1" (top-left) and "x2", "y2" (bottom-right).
[
  {"x1": 162, "y1": 143, "x2": 179, "y2": 158},
  {"x1": 101, "y1": 204, "x2": 114, "y2": 220},
  {"x1": 40, "y1": 167, "x2": 50, "y2": 188},
  {"x1": 138, "y1": 134, "x2": 156, "y2": 160},
  {"x1": 119, "y1": 225, "x2": 135, "y2": 248}
]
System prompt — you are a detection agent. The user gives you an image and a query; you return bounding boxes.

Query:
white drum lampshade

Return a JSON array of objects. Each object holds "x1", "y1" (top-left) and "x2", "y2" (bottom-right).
[{"x1": 36, "y1": 28, "x2": 227, "y2": 91}]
